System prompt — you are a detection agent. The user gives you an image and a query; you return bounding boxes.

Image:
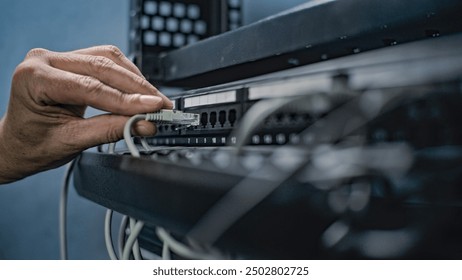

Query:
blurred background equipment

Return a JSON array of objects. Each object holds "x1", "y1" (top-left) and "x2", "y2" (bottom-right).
[{"x1": 73, "y1": 0, "x2": 462, "y2": 259}]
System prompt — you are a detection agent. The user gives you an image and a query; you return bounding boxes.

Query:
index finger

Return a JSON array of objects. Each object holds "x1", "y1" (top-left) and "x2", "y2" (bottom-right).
[{"x1": 69, "y1": 45, "x2": 143, "y2": 77}]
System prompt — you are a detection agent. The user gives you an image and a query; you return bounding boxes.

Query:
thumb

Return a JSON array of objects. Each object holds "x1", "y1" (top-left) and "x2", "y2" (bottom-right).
[{"x1": 71, "y1": 114, "x2": 156, "y2": 149}]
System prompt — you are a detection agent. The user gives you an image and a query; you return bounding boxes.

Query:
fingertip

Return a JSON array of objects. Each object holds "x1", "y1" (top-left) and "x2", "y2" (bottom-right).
[
  {"x1": 139, "y1": 95, "x2": 164, "y2": 111},
  {"x1": 164, "y1": 99, "x2": 174, "y2": 109},
  {"x1": 133, "y1": 120, "x2": 157, "y2": 136}
]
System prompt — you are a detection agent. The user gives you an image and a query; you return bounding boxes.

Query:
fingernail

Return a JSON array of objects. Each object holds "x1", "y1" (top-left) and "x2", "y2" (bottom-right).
[{"x1": 140, "y1": 95, "x2": 162, "y2": 108}]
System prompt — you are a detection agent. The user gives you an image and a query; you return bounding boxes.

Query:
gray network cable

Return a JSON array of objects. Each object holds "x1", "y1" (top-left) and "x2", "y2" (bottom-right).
[
  {"x1": 122, "y1": 220, "x2": 145, "y2": 260},
  {"x1": 59, "y1": 160, "x2": 76, "y2": 260},
  {"x1": 124, "y1": 110, "x2": 200, "y2": 157},
  {"x1": 104, "y1": 209, "x2": 118, "y2": 260}
]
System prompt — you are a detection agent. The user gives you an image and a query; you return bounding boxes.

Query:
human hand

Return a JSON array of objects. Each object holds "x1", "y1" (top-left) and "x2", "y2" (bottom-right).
[{"x1": 0, "y1": 45, "x2": 172, "y2": 183}]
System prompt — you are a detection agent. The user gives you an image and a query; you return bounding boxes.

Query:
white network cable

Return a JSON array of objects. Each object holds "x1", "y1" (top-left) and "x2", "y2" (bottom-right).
[
  {"x1": 118, "y1": 215, "x2": 129, "y2": 258},
  {"x1": 122, "y1": 220, "x2": 145, "y2": 260},
  {"x1": 156, "y1": 227, "x2": 223, "y2": 260},
  {"x1": 140, "y1": 137, "x2": 152, "y2": 151},
  {"x1": 124, "y1": 110, "x2": 200, "y2": 157},
  {"x1": 104, "y1": 209, "x2": 118, "y2": 260},
  {"x1": 59, "y1": 160, "x2": 76, "y2": 260},
  {"x1": 130, "y1": 217, "x2": 143, "y2": 260},
  {"x1": 119, "y1": 110, "x2": 203, "y2": 259}
]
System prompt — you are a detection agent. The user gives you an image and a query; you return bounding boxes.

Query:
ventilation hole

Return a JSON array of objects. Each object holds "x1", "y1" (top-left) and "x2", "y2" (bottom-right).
[
  {"x1": 144, "y1": 1, "x2": 157, "y2": 15},
  {"x1": 143, "y1": 31, "x2": 157, "y2": 45},
  {"x1": 159, "y1": 32, "x2": 171, "y2": 46},
  {"x1": 173, "y1": 33, "x2": 186, "y2": 47},
  {"x1": 228, "y1": 0, "x2": 240, "y2": 8},
  {"x1": 180, "y1": 19, "x2": 193, "y2": 33},
  {"x1": 159, "y1": 1, "x2": 172, "y2": 16},
  {"x1": 187, "y1": 4, "x2": 200, "y2": 19},
  {"x1": 187, "y1": 35, "x2": 199, "y2": 44},
  {"x1": 166, "y1": 18, "x2": 179, "y2": 32},
  {"x1": 130, "y1": 30, "x2": 137, "y2": 40},
  {"x1": 229, "y1": 10, "x2": 240, "y2": 22},
  {"x1": 194, "y1": 20, "x2": 207, "y2": 35},
  {"x1": 173, "y1": 3, "x2": 186, "y2": 17},
  {"x1": 152, "y1": 16, "x2": 164, "y2": 30},
  {"x1": 140, "y1": 15, "x2": 150, "y2": 29}
]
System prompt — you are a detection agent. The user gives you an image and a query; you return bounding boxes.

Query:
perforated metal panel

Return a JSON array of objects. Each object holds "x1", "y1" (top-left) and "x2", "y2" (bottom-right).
[{"x1": 129, "y1": 0, "x2": 242, "y2": 82}]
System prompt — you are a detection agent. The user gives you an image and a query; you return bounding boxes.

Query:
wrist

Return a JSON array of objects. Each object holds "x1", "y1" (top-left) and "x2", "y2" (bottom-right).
[{"x1": 0, "y1": 117, "x2": 22, "y2": 184}]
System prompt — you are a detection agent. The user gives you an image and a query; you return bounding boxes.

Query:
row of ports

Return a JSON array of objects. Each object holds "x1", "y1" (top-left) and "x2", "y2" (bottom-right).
[
  {"x1": 199, "y1": 109, "x2": 237, "y2": 128},
  {"x1": 156, "y1": 111, "x2": 315, "y2": 134},
  {"x1": 157, "y1": 124, "x2": 179, "y2": 133},
  {"x1": 264, "y1": 112, "x2": 316, "y2": 126},
  {"x1": 156, "y1": 109, "x2": 238, "y2": 133}
]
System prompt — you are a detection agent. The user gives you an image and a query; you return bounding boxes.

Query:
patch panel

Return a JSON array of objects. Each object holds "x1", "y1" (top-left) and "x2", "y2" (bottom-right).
[{"x1": 146, "y1": 79, "x2": 332, "y2": 146}]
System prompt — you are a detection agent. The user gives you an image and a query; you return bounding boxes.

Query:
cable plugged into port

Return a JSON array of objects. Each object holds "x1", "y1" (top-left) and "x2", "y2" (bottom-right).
[{"x1": 145, "y1": 109, "x2": 200, "y2": 127}]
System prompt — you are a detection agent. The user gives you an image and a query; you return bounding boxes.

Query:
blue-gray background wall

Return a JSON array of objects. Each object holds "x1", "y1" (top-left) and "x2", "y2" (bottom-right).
[{"x1": 0, "y1": 0, "x2": 307, "y2": 259}]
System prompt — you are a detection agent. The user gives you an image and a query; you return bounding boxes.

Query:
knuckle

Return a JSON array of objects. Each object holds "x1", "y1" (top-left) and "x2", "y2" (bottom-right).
[
  {"x1": 114, "y1": 91, "x2": 129, "y2": 107},
  {"x1": 104, "y1": 45, "x2": 124, "y2": 59},
  {"x1": 135, "y1": 76, "x2": 149, "y2": 89},
  {"x1": 25, "y1": 48, "x2": 49, "y2": 59},
  {"x1": 89, "y1": 56, "x2": 114, "y2": 74},
  {"x1": 105, "y1": 125, "x2": 122, "y2": 143},
  {"x1": 14, "y1": 61, "x2": 38, "y2": 78},
  {"x1": 78, "y1": 75, "x2": 103, "y2": 94},
  {"x1": 12, "y1": 61, "x2": 44, "y2": 91}
]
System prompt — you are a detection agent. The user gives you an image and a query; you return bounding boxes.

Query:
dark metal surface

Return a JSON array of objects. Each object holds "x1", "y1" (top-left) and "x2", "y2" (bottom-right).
[
  {"x1": 159, "y1": 0, "x2": 462, "y2": 87},
  {"x1": 73, "y1": 151, "x2": 332, "y2": 259},
  {"x1": 73, "y1": 34, "x2": 462, "y2": 258}
]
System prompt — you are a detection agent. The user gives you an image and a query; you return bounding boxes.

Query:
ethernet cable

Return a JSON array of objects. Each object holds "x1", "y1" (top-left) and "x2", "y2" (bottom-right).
[
  {"x1": 156, "y1": 227, "x2": 223, "y2": 260},
  {"x1": 118, "y1": 215, "x2": 129, "y2": 258},
  {"x1": 121, "y1": 110, "x2": 199, "y2": 259},
  {"x1": 140, "y1": 137, "x2": 152, "y2": 151},
  {"x1": 121, "y1": 220, "x2": 145, "y2": 260},
  {"x1": 124, "y1": 110, "x2": 200, "y2": 157},
  {"x1": 60, "y1": 110, "x2": 198, "y2": 260},
  {"x1": 104, "y1": 209, "x2": 118, "y2": 260},
  {"x1": 59, "y1": 160, "x2": 76, "y2": 260},
  {"x1": 130, "y1": 217, "x2": 142, "y2": 260},
  {"x1": 122, "y1": 110, "x2": 203, "y2": 260}
]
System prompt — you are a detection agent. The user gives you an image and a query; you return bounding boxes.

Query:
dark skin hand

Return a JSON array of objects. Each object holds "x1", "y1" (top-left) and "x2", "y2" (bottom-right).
[{"x1": 0, "y1": 45, "x2": 173, "y2": 184}]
